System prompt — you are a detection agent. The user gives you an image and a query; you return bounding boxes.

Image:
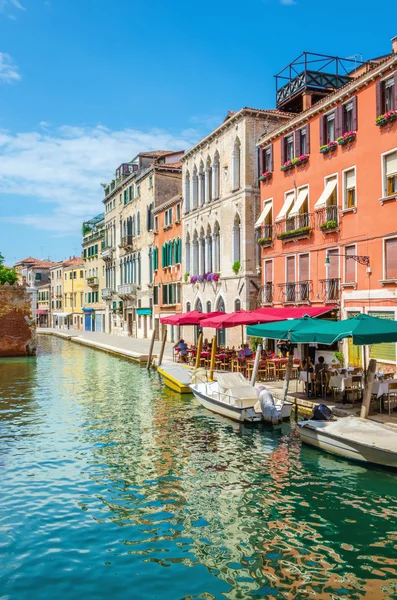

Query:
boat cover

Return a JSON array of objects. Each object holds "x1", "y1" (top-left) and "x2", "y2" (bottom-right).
[{"x1": 217, "y1": 373, "x2": 249, "y2": 389}]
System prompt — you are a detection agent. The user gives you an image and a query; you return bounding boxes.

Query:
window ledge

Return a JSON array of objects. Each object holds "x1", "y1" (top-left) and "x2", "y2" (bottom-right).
[
  {"x1": 340, "y1": 207, "x2": 357, "y2": 215},
  {"x1": 379, "y1": 195, "x2": 397, "y2": 206},
  {"x1": 341, "y1": 282, "x2": 357, "y2": 289},
  {"x1": 380, "y1": 279, "x2": 397, "y2": 285}
]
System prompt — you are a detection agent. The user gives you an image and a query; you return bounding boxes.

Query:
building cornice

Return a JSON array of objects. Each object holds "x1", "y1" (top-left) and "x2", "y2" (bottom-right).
[
  {"x1": 153, "y1": 194, "x2": 182, "y2": 215},
  {"x1": 257, "y1": 53, "x2": 397, "y2": 147}
]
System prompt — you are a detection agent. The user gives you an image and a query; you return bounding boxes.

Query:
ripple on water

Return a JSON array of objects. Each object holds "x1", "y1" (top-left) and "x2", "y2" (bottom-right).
[{"x1": 1, "y1": 337, "x2": 397, "y2": 599}]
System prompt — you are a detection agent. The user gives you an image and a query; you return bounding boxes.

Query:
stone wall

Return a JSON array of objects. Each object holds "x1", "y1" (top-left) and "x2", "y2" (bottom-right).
[{"x1": 0, "y1": 284, "x2": 36, "y2": 356}]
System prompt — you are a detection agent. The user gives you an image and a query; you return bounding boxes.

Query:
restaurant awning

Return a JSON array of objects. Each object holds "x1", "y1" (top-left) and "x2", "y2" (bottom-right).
[
  {"x1": 288, "y1": 187, "x2": 308, "y2": 218},
  {"x1": 161, "y1": 311, "x2": 223, "y2": 326},
  {"x1": 275, "y1": 192, "x2": 295, "y2": 222},
  {"x1": 36, "y1": 309, "x2": 48, "y2": 314},
  {"x1": 137, "y1": 308, "x2": 152, "y2": 315},
  {"x1": 82, "y1": 307, "x2": 94, "y2": 313},
  {"x1": 255, "y1": 201, "x2": 272, "y2": 228},
  {"x1": 53, "y1": 312, "x2": 72, "y2": 317},
  {"x1": 314, "y1": 178, "x2": 337, "y2": 209}
]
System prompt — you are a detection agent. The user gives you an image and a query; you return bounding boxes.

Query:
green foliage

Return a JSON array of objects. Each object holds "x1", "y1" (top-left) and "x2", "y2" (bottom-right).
[
  {"x1": 320, "y1": 219, "x2": 338, "y2": 230},
  {"x1": 334, "y1": 351, "x2": 345, "y2": 366},
  {"x1": 249, "y1": 336, "x2": 263, "y2": 352},
  {"x1": 258, "y1": 237, "x2": 272, "y2": 245},
  {"x1": 0, "y1": 252, "x2": 18, "y2": 285},
  {"x1": 184, "y1": 272, "x2": 190, "y2": 283},
  {"x1": 82, "y1": 223, "x2": 92, "y2": 236},
  {"x1": 277, "y1": 226, "x2": 311, "y2": 240},
  {"x1": 232, "y1": 261, "x2": 241, "y2": 275}
]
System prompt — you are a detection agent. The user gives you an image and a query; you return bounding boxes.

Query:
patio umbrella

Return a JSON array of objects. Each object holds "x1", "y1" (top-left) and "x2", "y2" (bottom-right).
[
  {"x1": 160, "y1": 311, "x2": 223, "y2": 326},
  {"x1": 199, "y1": 309, "x2": 284, "y2": 329},
  {"x1": 246, "y1": 315, "x2": 320, "y2": 342}
]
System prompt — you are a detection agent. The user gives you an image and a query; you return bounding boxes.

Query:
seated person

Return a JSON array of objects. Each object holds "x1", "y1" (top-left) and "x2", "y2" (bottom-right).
[
  {"x1": 244, "y1": 344, "x2": 253, "y2": 358},
  {"x1": 315, "y1": 356, "x2": 328, "y2": 378},
  {"x1": 177, "y1": 339, "x2": 188, "y2": 362}
]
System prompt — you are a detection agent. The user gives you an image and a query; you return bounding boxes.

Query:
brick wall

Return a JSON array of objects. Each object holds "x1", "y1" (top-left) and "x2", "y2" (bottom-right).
[{"x1": 0, "y1": 284, "x2": 36, "y2": 356}]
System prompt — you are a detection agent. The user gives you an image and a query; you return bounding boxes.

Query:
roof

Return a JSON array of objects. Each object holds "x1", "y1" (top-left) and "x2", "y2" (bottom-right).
[
  {"x1": 181, "y1": 107, "x2": 293, "y2": 161},
  {"x1": 257, "y1": 52, "x2": 397, "y2": 146},
  {"x1": 15, "y1": 256, "x2": 41, "y2": 265},
  {"x1": 62, "y1": 257, "x2": 84, "y2": 268},
  {"x1": 38, "y1": 283, "x2": 51, "y2": 289},
  {"x1": 154, "y1": 161, "x2": 182, "y2": 169},
  {"x1": 138, "y1": 150, "x2": 180, "y2": 158},
  {"x1": 153, "y1": 194, "x2": 182, "y2": 215}
]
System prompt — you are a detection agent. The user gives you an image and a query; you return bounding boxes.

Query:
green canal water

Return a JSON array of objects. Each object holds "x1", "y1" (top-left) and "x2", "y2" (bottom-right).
[{"x1": 1, "y1": 337, "x2": 397, "y2": 599}]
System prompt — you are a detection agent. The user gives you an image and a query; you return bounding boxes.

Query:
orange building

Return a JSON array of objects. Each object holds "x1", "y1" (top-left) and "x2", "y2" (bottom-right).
[
  {"x1": 256, "y1": 38, "x2": 397, "y2": 369},
  {"x1": 152, "y1": 194, "x2": 183, "y2": 341}
]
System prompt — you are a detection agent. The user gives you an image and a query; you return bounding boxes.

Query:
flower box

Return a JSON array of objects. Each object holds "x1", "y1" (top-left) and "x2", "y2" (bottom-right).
[
  {"x1": 259, "y1": 171, "x2": 272, "y2": 181},
  {"x1": 337, "y1": 131, "x2": 356, "y2": 145},
  {"x1": 376, "y1": 110, "x2": 397, "y2": 127},
  {"x1": 281, "y1": 161, "x2": 295, "y2": 172},
  {"x1": 190, "y1": 272, "x2": 220, "y2": 284},
  {"x1": 294, "y1": 154, "x2": 309, "y2": 167},
  {"x1": 258, "y1": 237, "x2": 272, "y2": 246},
  {"x1": 320, "y1": 219, "x2": 338, "y2": 231},
  {"x1": 277, "y1": 226, "x2": 311, "y2": 240},
  {"x1": 320, "y1": 142, "x2": 338, "y2": 154}
]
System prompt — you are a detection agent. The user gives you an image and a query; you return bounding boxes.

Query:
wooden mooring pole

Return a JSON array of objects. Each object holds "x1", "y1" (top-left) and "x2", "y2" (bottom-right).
[
  {"x1": 158, "y1": 326, "x2": 167, "y2": 368},
  {"x1": 147, "y1": 328, "x2": 156, "y2": 370}
]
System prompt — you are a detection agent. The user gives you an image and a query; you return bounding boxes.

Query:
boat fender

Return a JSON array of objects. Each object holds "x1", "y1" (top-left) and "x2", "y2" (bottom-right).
[{"x1": 258, "y1": 389, "x2": 281, "y2": 425}]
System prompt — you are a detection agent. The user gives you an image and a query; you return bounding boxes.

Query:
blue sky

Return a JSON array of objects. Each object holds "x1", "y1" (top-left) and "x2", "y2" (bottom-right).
[{"x1": 0, "y1": 0, "x2": 394, "y2": 265}]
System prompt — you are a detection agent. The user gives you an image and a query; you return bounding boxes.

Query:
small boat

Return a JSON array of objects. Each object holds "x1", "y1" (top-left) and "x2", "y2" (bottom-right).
[
  {"x1": 157, "y1": 364, "x2": 192, "y2": 394},
  {"x1": 190, "y1": 372, "x2": 293, "y2": 423},
  {"x1": 298, "y1": 407, "x2": 397, "y2": 469}
]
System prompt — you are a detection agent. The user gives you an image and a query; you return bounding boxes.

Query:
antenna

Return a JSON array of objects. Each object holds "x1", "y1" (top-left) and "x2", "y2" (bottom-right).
[{"x1": 346, "y1": 53, "x2": 363, "y2": 72}]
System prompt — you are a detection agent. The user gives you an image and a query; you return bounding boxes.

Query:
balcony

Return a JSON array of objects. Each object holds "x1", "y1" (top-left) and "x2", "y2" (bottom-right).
[
  {"x1": 259, "y1": 283, "x2": 274, "y2": 305},
  {"x1": 317, "y1": 204, "x2": 339, "y2": 232},
  {"x1": 87, "y1": 276, "x2": 99, "y2": 287},
  {"x1": 102, "y1": 288, "x2": 114, "y2": 299},
  {"x1": 276, "y1": 213, "x2": 312, "y2": 242},
  {"x1": 320, "y1": 278, "x2": 340, "y2": 303},
  {"x1": 119, "y1": 235, "x2": 135, "y2": 250},
  {"x1": 101, "y1": 243, "x2": 113, "y2": 260},
  {"x1": 278, "y1": 280, "x2": 312, "y2": 304},
  {"x1": 258, "y1": 225, "x2": 273, "y2": 248},
  {"x1": 117, "y1": 283, "x2": 138, "y2": 298}
]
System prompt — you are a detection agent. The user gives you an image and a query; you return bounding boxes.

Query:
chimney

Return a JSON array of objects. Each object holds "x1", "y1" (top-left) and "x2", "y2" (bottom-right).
[{"x1": 392, "y1": 36, "x2": 397, "y2": 54}]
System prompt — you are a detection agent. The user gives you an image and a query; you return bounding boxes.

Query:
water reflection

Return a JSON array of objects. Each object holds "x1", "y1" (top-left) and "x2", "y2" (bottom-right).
[{"x1": 0, "y1": 336, "x2": 397, "y2": 599}]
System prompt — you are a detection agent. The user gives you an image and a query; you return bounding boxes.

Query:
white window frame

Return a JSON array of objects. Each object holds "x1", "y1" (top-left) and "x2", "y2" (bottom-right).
[
  {"x1": 298, "y1": 126, "x2": 307, "y2": 156},
  {"x1": 381, "y1": 146, "x2": 397, "y2": 201},
  {"x1": 326, "y1": 246, "x2": 340, "y2": 280},
  {"x1": 342, "y1": 166, "x2": 357, "y2": 211},
  {"x1": 383, "y1": 235, "x2": 397, "y2": 281},
  {"x1": 343, "y1": 243, "x2": 357, "y2": 285},
  {"x1": 285, "y1": 135, "x2": 294, "y2": 161},
  {"x1": 264, "y1": 258, "x2": 273, "y2": 284},
  {"x1": 297, "y1": 252, "x2": 310, "y2": 282},
  {"x1": 323, "y1": 172, "x2": 339, "y2": 210},
  {"x1": 285, "y1": 253, "x2": 296, "y2": 283}
]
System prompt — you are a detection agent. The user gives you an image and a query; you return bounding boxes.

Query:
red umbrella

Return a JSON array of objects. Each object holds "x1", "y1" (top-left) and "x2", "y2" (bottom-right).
[
  {"x1": 200, "y1": 310, "x2": 284, "y2": 329},
  {"x1": 160, "y1": 311, "x2": 223, "y2": 326}
]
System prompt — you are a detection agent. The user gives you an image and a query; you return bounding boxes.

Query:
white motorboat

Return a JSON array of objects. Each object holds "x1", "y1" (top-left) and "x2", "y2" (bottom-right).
[
  {"x1": 298, "y1": 414, "x2": 397, "y2": 469},
  {"x1": 190, "y1": 372, "x2": 293, "y2": 424}
]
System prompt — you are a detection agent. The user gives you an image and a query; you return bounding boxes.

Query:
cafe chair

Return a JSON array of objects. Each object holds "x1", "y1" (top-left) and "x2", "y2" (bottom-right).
[{"x1": 344, "y1": 375, "x2": 363, "y2": 406}]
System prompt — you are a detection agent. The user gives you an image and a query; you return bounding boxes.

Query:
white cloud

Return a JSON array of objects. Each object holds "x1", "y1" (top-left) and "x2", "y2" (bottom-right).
[
  {"x1": 280, "y1": 0, "x2": 296, "y2": 4},
  {"x1": 0, "y1": 0, "x2": 25, "y2": 15},
  {"x1": 0, "y1": 53, "x2": 20, "y2": 83},
  {"x1": 0, "y1": 124, "x2": 199, "y2": 235},
  {"x1": 10, "y1": 0, "x2": 25, "y2": 9}
]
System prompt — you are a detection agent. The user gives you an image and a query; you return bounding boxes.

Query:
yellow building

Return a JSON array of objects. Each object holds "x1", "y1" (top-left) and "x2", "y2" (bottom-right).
[
  {"x1": 63, "y1": 261, "x2": 85, "y2": 330},
  {"x1": 82, "y1": 213, "x2": 106, "y2": 332}
]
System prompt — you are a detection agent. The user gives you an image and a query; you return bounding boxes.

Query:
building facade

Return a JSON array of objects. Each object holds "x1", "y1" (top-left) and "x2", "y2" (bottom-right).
[
  {"x1": 152, "y1": 194, "x2": 183, "y2": 342},
  {"x1": 36, "y1": 283, "x2": 50, "y2": 327},
  {"x1": 101, "y1": 151, "x2": 183, "y2": 338},
  {"x1": 82, "y1": 214, "x2": 106, "y2": 332},
  {"x1": 181, "y1": 108, "x2": 291, "y2": 346},
  {"x1": 257, "y1": 38, "x2": 397, "y2": 370},
  {"x1": 62, "y1": 261, "x2": 85, "y2": 330},
  {"x1": 14, "y1": 256, "x2": 56, "y2": 324}
]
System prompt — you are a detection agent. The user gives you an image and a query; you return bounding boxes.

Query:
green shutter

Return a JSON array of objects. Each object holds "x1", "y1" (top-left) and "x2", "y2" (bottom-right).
[
  {"x1": 369, "y1": 312, "x2": 396, "y2": 362},
  {"x1": 162, "y1": 246, "x2": 165, "y2": 268},
  {"x1": 84, "y1": 249, "x2": 87, "y2": 259}
]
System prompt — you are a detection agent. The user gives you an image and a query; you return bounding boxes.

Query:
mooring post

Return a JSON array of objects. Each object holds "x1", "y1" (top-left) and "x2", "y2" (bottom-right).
[
  {"x1": 147, "y1": 328, "x2": 156, "y2": 370},
  {"x1": 158, "y1": 326, "x2": 167, "y2": 368},
  {"x1": 360, "y1": 358, "x2": 377, "y2": 419}
]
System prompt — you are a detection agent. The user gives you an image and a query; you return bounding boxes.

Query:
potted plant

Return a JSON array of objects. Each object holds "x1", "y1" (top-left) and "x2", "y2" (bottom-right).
[
  {"x1": 376, "y1": 110, "x2": 397, "y2": 127},
  {"x1": 320, "y1": 219, "x2": 338, "y2": 231},
  {"x1": 277, "y1": 225, "x2": 311, "y2": 240},
  {"x1": 281, "y1": 160, "x2": 295, "y2": 172},
  {"x1": 320, "y1": 141, "x2": 338, "y2": 154},
  {"x1": 258, "y1": 237, "x2": 272, "y2": 245},
  {"x1": 337, "y1": 131, "x2": 356, "y2": 145},
  {"x1": 232, "y1": 261, "x2": 241, "y2": 275},
  {"x1": 259, "y1": 171, "x2": 272, "y2": 181},
  {"x1": 294, "y1": 154, "x2": 309, "y2": 166}
]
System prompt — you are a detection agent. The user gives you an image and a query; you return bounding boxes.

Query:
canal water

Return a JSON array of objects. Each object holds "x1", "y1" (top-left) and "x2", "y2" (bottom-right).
[{"x1": 1, "y1": 337, "x2": 397, "y2": 599}]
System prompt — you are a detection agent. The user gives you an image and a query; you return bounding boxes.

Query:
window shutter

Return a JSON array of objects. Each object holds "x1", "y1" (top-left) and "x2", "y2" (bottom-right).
[
  {"x1": 352, "y1": 96, "x2": 358, "y2": 131},
  {"x1": 394, "y1": 71, "x2": 397, "y2": 110},
  {"x1": 259, "y1": 147, "x2": 263, "y2": 176},
  {"x1": 306, "y1": 123, "x2": 310, "y2": 154},
  {"x1": 146, "y1": 207, "x2": 150, "y2": 231},
  {"x1": 376, "y1": 81, "x2": 382, "y2": 116},
  {"x1": 294, "y1": 130, "x2": 300, "y2": 157},
  {"x1": 270, "y1": 144, "x2": 273, "y2": 171},
  {"x1": 335, "y1": 106, "x2": 343, "y2": 138},
  {"x1": 280, "y1": 137, "x2": 285, "y2": 166},
  {"x1": 319, "y1": 116, "x2": 325, "y2": 146}
]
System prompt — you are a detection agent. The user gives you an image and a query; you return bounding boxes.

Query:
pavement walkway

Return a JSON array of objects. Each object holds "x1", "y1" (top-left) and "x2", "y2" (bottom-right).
[{"x1": 37, "y1": 328, "x2": 176, "y2": 364}]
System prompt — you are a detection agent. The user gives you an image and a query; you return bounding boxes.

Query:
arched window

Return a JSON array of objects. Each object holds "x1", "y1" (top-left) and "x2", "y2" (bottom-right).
[
  {"x1": 186, "y1": 301, "x2": 191, "y2": 312},
  {"x1": 216, "y1": 296, "x2": 226, "y2": 346},
  {"x1": 120, "y1": 260, "x2": 123, "y2": 285},
  {"x1": 195, "y1": 299, "x2": 203, "y2": 312},
  {"x1": 206, "y1": 300, "x2": 211, "y2": 313},
  {"x1": 132, "y1": 215, "x2": 136, "y2": 238},
  {"x1": 206, "y1": 156, "x2": 212, "y2": 203},
  {"x1": 199, "y1": 161, "x2": 205, "y2": 206},
  {"x1": 137, "y1": 253, "x2": 141, "y2": 286},
  {"x1": 234, "y1": 298, "x2": 241, "y2": 311},
  {"x1": 185, "y1": 232, "x2": 191, "y2": 274},
  {"x1": 213, "y1": 221, "x2": 221, "y2": 273},
  {"x1": 149, "y1": 247, "x2": 153, "y2": 283},
  {"x1": 206, "y1": 225, "x2": 213, "y2": 273},
  {"x1": 199, "y1": 227, "x2": 205, "y2": 274},
  {"x1": 192, "y1": 165, "x2": 198, "y2": 209},
  {"x1": 184, "y1": 170, "x2": 191, "y2": 213},
  {"x1": 132, "y1": 256, "x2": 136, "y2": 283},
  {"x1": 233, "y1": 214, "x2": 241, "y2": 265},
  {"x1": 213, "y1": 151, "x2": 220, "y2": 200},
  {"x1": 137, "y1": 212, "x2": 140, "y2": 235},
  {"x1": 232, "y1": 137, "x2": 241, "y2": 191},
  {"x1": 192, "y1": 230, "x2": 199, "y2": 275}
]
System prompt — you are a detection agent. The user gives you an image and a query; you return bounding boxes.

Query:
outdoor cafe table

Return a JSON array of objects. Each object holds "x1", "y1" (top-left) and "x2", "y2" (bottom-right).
[
  {"x1": 329, "y1": 374, "x2": 353, "y2": 392},
  {"x1": 371, "y1": 378, "x2": 397, "y2": 398}
]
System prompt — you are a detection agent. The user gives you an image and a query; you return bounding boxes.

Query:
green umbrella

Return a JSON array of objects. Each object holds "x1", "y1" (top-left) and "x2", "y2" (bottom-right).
[{"x1": 247, "y1": 313, "x2": 397, "y2": 345}]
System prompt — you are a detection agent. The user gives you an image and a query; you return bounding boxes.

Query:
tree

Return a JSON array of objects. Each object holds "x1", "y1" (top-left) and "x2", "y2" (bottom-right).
[{"x1": 0, "y1": 252, "x2": 18, "y2": 285}]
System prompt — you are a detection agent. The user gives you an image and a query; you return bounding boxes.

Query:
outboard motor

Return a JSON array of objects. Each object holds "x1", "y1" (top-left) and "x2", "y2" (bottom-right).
[
  {"x1": 312, "y1": 403, "x2": 333, "y2": 421},
  {"x1": 258, "y1": 389, "x2": 282, "y2": 425}
]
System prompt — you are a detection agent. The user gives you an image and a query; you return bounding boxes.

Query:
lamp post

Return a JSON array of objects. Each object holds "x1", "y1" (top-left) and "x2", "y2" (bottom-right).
[{"x1": 324, "y1": 253, "x2": 370, "y2": 267}]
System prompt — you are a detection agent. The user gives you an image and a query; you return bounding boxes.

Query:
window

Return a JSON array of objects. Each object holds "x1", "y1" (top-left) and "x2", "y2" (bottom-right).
[
  {"x1": 385, "y1": 238, "x2": 397, "y2": 280},
  {"x1": 206, "y1": 301, "x2": 211, "y2": 313},
  {"x1": 343, "y1": 101, "x2": 353, "y2": 132},
  {"x1": 299, "y1": 128, "x2": 307, "y2": 155},
  {"x1": 164, "y1": 207, "x2": 172, "y2": 227},
  {"x1": 343, "y1": 168, "x2": 356, "y2": 208},
  {"x1": 80, "y1": 270, "x2": 84, "y2": 279},
  {"x1": 153, "y1": 286, "x2": 159, "y2": 305},
  {"x1": 154, "y1": 216, "x2": 158, "y2": 232},
  {"x1": 377, "y1": 77, "x2": 395, "y2": 115},
  {"x1": 65, "y1": 273, "x2": 67, "y2": 280},
  {"x1": 232, "y1": 138, "x2": 241, "y2": 191},
  {"x1": 326, "y1": 113, "x2": 335, "y2": 143},
  {"x1": 35, "y1": 272, "x2": 42, "y2": 280},
  {"x1": 369, "y1": 311, "x2": 396, "y2": 362},
  {"x1": 73, "y1": 271, "x2": 77, "y2": 279},
  {"x1": 176, "y1": 204, "x2": 181, "y2": 222},
  {"x1": 384, "y1": 151, "x2": 397, "y2": 197},
  {"x1": 123, "y1": 190, "x2": 128, "y2": 204},
  {"x1": 345, "y1": 245, "x2": 356, "y2": 283},
  {"x1": 69, "y1": 272, "x2": 72, "y2": 279},
  {"x1": 136, "y1": 185, "x2": 140, "y2": 197},
  {"x1": 234, "y1": 299, "x2": 241, "y2": 311},
  {"x1": 186, "y1": 302, "x2": 191, "y2": 312},
  {"x1": 149, "y1": 175, "x2": 153, "y2": 188},
  {"x1": 285, "y1": 135, "x2": 294, "y2": 161},
  {"x1": 264, "y1": 146, "x2": 273, "y2": 172}
]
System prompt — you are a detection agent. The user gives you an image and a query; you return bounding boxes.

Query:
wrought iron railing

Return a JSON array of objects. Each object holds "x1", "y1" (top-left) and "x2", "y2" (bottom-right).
[
  {"x1": 278, "y1": 280, "x2": 312, "y2": 304},
  {"x1": 120, "y1": 235, "x2": 135, "y2": 249},
  {"x1": 276, "y1": 213, "x2": 312, "y2": 240},
  {"x1": 87, "y1": 276, "x2": 99, "y2": 287},
  {"x1": 118, "y1": 283, "x2": 138, "y2": 297},
  {"x1": 317, "y1": 204, "x2": 339, "y2": 231},
  {"x1": 319, "y1": 278, "x2": 340, "y2": 301},
  {"x1": 259, "y1": 283, "x2": 274, "y2": 305}
]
